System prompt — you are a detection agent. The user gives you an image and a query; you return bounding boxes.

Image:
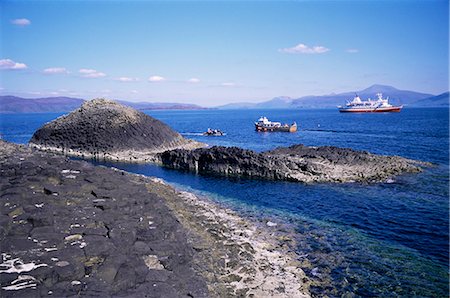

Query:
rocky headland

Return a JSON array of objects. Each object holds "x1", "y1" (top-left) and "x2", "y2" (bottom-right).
[
  {"x1": 29, "y1": 98, "x2": 204, "y2": 162},
  {"x1": 0, "y1": 140, "x2": 310, "y2": 297},
  {"x1": 158, "y1": 144, "x2": 425, "y2": 183}
]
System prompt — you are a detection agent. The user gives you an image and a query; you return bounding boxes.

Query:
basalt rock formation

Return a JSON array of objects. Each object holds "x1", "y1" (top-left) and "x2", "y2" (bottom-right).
[
  {"x1": 0, "y1": 140, "x2": 310, "y2": 297},
  {"x1": 0, "y1": 140, "x2": 209, "y2": 297},
  {"x1": 158, "y1": 144, "x2": 424, "y2": 183},
  {"x1": 29, "y1": 99, "x2": 203, "y2": 162}
]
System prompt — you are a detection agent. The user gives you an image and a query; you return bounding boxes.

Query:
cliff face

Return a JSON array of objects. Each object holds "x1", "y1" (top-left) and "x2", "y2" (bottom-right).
[
  {"x1": 29, "y1": 99, "x2": 203, "y2": 161},
  {"x1": 158, "y1": 145, "x2": 424, "y2": 183}
]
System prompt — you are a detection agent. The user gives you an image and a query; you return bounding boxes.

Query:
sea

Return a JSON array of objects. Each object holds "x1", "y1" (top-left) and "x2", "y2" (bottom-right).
[{"x1": 1, "y1": 108, "x2": 449, "y2": 297}]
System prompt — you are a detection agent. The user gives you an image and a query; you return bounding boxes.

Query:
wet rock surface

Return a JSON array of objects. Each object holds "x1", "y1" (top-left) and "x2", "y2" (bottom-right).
[
  {"x1": 0, "y1": 141, "x2": 208, "y2": 297},
  {"x1": 29, "y1": 99, "x2": 203, "y2": 162},
  {"x1": 158, "y1": 144, "x2": 424, "y2": 183},
  {"x1": 147, "y1": 181, "x2": 310, "y2": 297}
]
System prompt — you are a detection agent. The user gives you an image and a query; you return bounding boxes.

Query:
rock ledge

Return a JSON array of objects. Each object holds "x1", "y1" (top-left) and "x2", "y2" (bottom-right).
[{"x1": 158, "y1": 144, "x2": 424, "y2": 183}]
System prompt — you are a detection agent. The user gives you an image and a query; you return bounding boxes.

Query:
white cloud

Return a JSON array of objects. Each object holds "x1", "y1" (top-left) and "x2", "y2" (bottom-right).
[
  {"x1": 79, "y1": 68, "x2": 106, "y2": 78},
  {"x1": 188, "y1": 78, "x2": 200, "y2": 83},
  {"x1": 0, "y1": 58, "x2": 28, "y2": 70},
  {"x1": 131, "y1": 90, "x2": 139, "y2": 94},
  {"x1": 43, "y1": 67, "x2": 68, "y2": 74},
  {"x1": 346, "y1": 49, "x2": 359, "y2": 53},
  {"x1": 11, "y1": 18, "x2": 31, "y2": 26},
  {"x1": 148, "y1": 75, "x2": 165, "y2": 82},
  {"x1": 115, "y1": 77, "x2": 139, "y2": 82},
  {"x1": 220, "y1": 82, "x2": 236, "y2": 87},
  {"x1": 279, "y1": 43, "x2": 330, "y2": 54}
]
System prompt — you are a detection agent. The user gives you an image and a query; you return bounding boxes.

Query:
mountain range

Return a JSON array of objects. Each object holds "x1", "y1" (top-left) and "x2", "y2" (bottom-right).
[
  {"x1": 218, "y1": 85, "x2": 448, "y2": 109},
  {"x1": 0, "y1": 96, "x2": 205, "y2": 113},
  {"x1": 0, "y1": 85, "x2": 448, "y2": 113},
  {"x1": 0, "y1": 96, "x2": 85, "y2": 113},
  {"x1": 412, "y1": 91, "x2": 449, "y2": 107}
]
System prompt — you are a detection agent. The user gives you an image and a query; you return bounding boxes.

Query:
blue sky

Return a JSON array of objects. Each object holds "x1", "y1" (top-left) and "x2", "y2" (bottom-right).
[{"x1": 1, "y1": 0, "x2": 448, "y2": 106}]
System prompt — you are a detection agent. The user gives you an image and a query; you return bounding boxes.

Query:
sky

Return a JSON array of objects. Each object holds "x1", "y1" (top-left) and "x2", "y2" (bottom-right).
[{"x1": 0, "y1": 0, "x2": 448, "y2": 107}]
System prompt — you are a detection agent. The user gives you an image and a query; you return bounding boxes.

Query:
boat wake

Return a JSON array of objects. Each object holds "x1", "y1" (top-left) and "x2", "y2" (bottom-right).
[
  {"x1": 182, "y1": 132, "x2": 227, "y2": 136},
  {"x1": 181, "y1": 132, "x2": 205, "y2": 136}
]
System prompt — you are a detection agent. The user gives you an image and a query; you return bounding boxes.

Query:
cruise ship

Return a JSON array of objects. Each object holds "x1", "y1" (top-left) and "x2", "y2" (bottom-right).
[{"x1": 338, "y1": 93, "x2": 403, "y2": 113}]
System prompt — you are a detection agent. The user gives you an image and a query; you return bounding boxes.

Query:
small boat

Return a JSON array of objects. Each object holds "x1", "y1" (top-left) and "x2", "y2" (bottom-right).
[
  {"x1": 338, "y1": 93, "x2": 403, "y2": 113},
  {"x1": 254, "y1": 117, "x2": 297, "y2": 132},
  {"x1": 203, "y1": 128, "x2": 224, "y2": 136}
]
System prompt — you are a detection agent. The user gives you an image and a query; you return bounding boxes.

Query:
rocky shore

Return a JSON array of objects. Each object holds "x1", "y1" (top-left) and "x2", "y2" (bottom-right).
[
  {"x1": 158, "y1": 144, "x2": 424, "y2": 183},
  {"x1": 0, "y1": 140, "x2": 310, "y2": 297},
  {"x1": 29, "y1": 99, "x2": 204, "y2": 163},
  {"x1": 28, "y1": 98, "x2": 426, "y2": 184}
]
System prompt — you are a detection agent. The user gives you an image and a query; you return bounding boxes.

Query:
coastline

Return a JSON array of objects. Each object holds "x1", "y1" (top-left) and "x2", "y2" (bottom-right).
[
  {"x1": 0, "y1": 140, "x2": 310, "y2": 297},
  {"x1": 145, "y1": 177, "x2": 310, "y2": 297},
  {"x1": 29, "y1": 139, "x2": 206, "y2": 164}
]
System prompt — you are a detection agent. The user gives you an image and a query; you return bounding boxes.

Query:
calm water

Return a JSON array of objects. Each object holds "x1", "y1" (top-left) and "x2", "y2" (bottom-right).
[{"x1": 1, "y1": 108, "x2": 448, "y2": 297}]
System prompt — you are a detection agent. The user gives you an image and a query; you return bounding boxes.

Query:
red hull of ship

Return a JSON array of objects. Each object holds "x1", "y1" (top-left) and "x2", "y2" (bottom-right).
[{"x1": 339, "y1": 106, "x2": 402, "y2": 113}]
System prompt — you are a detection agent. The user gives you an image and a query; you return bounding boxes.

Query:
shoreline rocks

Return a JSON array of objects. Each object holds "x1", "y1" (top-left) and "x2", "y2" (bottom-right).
[
  {"x1": 158, "y1": 144, "x2": 425, "y2": 183},
  {"x1": 27, "y1": 99, "x2": 425, "y2": 183},
  {"x1": 29, "y1": 98, "x2": 205, "y2": 162},
  {"x1": 0, "y1": 140, "x2": 310, "y2": 297}
]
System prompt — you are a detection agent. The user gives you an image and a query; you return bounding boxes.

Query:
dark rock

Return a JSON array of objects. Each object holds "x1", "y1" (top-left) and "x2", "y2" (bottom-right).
[
  {"x1": 0, "y1": 140, "x2": 209, "y2": 297},
  {"x1": 83, "y1": 235, "x2": 115, "y2": 257},
  {"x1": 158, "y1": 145, "x2": 424, "y2": 183},
  {"x1": 29, "y1": 99, "x2": 201, "y2": 160}
]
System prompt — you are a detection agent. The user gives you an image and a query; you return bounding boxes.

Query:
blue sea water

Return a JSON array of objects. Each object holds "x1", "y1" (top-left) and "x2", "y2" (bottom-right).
[{"x1": 1, "y1": 108, "x2": 448, "y2": 297}]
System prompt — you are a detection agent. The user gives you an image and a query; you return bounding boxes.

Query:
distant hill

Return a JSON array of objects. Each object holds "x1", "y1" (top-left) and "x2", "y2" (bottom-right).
[
  {"x1": 218, "y1": 102, "x2": 260, "y2": 110},
  {"x1": 217, "y1": 84, "x2": 437, "y2": 109},
  {"x1": 411, "y1": 92, "x2": 449, "y2": 107},
  {"x1": 0, "y1": 96, "x2": 85, "y2": 113},
  {"x1": 0, "y1": 96, "x2": 206, "y2": 113},
  {"x1": 117, "y1": 100, "x2": 206, "y2": 110}
]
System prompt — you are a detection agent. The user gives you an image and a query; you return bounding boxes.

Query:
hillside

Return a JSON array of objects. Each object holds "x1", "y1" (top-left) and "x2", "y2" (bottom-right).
[
  {"x1": 218, "y1": 85, "x2": 436, "y2": 109},
  {"x1": 411, "y1": 92, "x2": 449, "y2": 107},
  {"x1": 0, "y1": 96, "x2": 85, "y2": 113},
  {"x1": 0, "y1": 96, "x2": 206, "y2": 113},
  {"x1": 117, "y1": 100, "x2": 205, "y2": 110}
]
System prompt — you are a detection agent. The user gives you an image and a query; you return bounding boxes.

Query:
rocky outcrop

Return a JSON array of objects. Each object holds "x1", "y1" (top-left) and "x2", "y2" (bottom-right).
[
  {"x1": 29, "y1": 98, "x2": 204, "y2": 162},
  {"x1": 158, "y1": 144, "x2": 424, "y2": 183},
  {"x1": 0, "y1": 141, "x2": 208, "y2": 297},
  {"x1": 0, "y1": 140, "x2": 310, "y2": 297}
]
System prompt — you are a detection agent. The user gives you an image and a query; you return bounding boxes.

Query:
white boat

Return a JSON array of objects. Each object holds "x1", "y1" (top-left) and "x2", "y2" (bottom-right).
[
  {"x1": 254, "y1": 117, "x2": 297, "y2": 132},
  {"x1": 203, "y1": 128, "x2": 224, "y2": 136},
  {"x1": 338, "y1": 93, "x2": 403, "y2": 113}
]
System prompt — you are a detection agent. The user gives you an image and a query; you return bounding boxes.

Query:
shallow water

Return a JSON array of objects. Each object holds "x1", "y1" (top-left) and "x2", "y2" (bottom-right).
[{"x1": 1, "y1": 108, "x2": 448, "y2": 296}]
